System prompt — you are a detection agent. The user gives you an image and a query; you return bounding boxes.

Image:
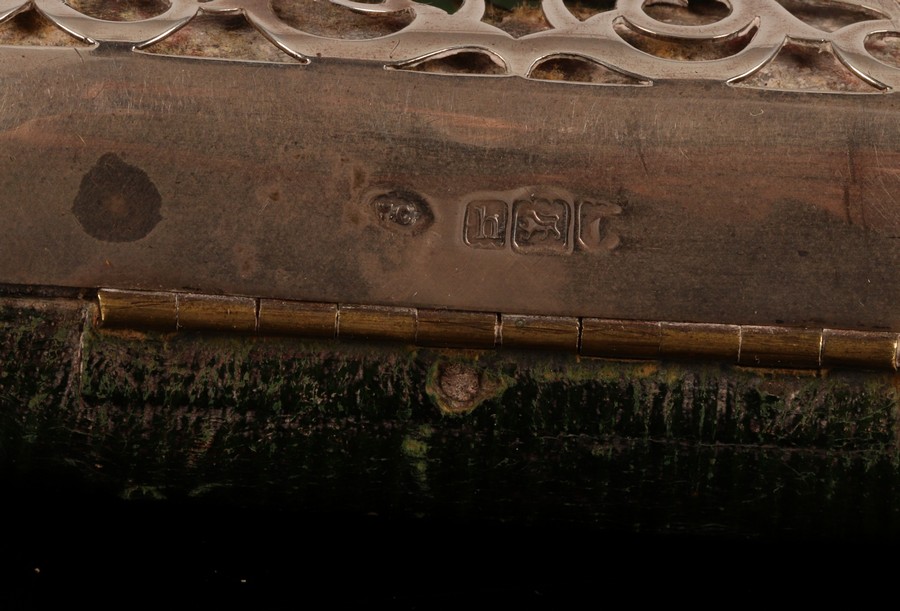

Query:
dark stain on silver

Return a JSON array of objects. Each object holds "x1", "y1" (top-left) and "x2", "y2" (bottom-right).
[
  {"x1": 72, "y1": 153, "x2": 162, "y2": 242},
  {"x1": 371, "y1": 189, "x2": 433, "y2": 236}
]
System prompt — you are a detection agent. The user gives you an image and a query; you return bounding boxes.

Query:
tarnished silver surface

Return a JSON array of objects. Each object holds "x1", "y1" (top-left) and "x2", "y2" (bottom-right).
[
  {"x1": 0, "y1": 0, "x2": 899, "y2": 88},
  {"x1": 1, "y1": 1, "x2": 900, "y2": 333}
]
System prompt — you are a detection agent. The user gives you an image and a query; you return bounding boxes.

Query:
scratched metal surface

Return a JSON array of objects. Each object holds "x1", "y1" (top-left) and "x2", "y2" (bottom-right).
[{"x1": 0, "y1": 1, "x2": 899, "y2": 329}]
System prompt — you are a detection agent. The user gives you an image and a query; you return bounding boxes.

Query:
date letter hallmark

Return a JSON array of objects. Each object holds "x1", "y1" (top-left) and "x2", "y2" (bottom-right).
[
  {"x1": 462, "y1": 190, "x2": 623, "y2": 256},
  {"x1": 464, "y1": 200, "x2": 507, "y2": 249}
]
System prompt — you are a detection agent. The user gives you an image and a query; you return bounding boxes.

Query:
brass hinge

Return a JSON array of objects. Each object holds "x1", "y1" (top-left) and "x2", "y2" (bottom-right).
[{"x1": 98, "y1": 288, "x2": 900, "y2": 371}]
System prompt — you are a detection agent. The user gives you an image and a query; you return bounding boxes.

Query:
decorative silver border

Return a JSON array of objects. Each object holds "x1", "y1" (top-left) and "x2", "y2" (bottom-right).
[{"x1": 1, "y1": 0, "x2": 899, "y2": 89}]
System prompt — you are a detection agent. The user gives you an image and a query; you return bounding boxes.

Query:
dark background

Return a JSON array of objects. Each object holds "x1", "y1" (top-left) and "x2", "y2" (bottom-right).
[{"x1": 3, "y1": 470, "x2": 898, "y2": 608}]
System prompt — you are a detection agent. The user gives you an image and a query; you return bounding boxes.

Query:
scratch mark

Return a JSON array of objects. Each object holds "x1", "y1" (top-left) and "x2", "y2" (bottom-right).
[
  {"x1": 844, "y1": 137, "x2": 862, "y2": 226},
  {"x1": 846, "y1": 141, "x2": 857, "y2": 184},
  {"x1": 636, "y1": 139, "x2": 650, "y2": 176},
  {"x1": 867, "y1": 144, "x2": 899, "y2": 226},
  {"x1": 878, "y1": 173, "x2": 898, "y2": 205},
  {"x1": 843, "y1": 183, "x2": 852, "y2": 223}
]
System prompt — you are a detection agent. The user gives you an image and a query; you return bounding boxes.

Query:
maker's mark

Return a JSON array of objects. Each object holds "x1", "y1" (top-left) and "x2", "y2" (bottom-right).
[{"x1": 370, "y1": 189, "x2": 434, "y2": 236}]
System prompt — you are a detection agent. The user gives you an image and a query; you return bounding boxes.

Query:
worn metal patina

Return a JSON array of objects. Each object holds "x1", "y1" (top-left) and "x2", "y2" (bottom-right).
[{"x1": 0, "y1": 0, "x2": 899, "y2": 331}]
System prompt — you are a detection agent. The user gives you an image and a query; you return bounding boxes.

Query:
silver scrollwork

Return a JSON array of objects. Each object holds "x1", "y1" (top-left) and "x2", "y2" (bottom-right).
[{"x1": 0, "y1": 0, "x2": 897, "y2": 90}]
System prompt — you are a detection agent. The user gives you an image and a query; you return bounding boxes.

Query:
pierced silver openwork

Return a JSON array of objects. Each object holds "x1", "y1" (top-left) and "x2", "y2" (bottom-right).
[{"x1": 1, "y1": 1, "x2": 899, "y2": 89}]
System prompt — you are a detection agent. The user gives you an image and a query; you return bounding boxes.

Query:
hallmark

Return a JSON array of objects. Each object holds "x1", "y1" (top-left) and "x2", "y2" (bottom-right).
[
  {"x1": 577, "y1": 200, "x2": 623, "y2": 252},
  {"x1": 462, "y1": 189, "x2": 621, "y2": 256},
  {"x1": 464, "y1": 200, "x2": 507, "y2": 249},
  {"x1": 370, "y1": 190, "x2": 433, "y2": 236},
  {"x1": 512, "y1": 198, "x2": 570, "y2": 254}
]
